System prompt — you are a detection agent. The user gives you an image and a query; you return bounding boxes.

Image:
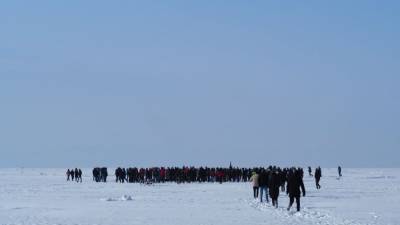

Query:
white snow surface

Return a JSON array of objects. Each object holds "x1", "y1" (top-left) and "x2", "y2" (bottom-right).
[{"x1": 0, "y1": 168, "x2": 399, "y2": 225}]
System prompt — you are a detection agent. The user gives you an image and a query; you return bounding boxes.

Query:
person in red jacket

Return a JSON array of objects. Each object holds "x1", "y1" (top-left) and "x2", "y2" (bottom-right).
[{"x1": 160, "y1": 167, "x2": 166, "y2": 183}]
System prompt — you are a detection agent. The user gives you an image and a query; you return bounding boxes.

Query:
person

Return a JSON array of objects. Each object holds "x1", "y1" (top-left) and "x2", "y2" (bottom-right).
[
  {"x1": 314, "y1": 167, "x2": 322, "y2": 189},
  {"x1": 338, "y1": 166, "x2": 342, "y2": 177},
  {"x1": 70, "y1": 169, "x2": 75, "y2": 181},
  {"x1": 122, "y1": 168, "x2": 127, "y2": 183},
  {"x1": 287, "y1": 168, "x2": 306, "y2": 212},
  {"x1": 66, "y1": 169, "x2": 71, "y2": 181},
  {"x1": 101, "y1": 167, "x2": 108, "y2": 182},
  {"x1": 308, "y1": 166, "x2": 312, "y2": 176},
  {"x1": 78, "y1": 169, "x2": 82, "y2": 182},
  {"x1": 258, "y1": 169, "x2": 269, "y2": 203},
  {"x1": 280, "y1": 168, "x2": 287, "y2": 192},
  {"x1": 269, "y1": 169, "x2": 280, "y2": 208},
  {"x1": 74, "y1": 168, "x2": 79, "y2": 182},
  {"x1": 93, "y1": 168, "x2": 100, "y2": 182},
  {"x1": 250, "y1": 171, "x2": 260, "y2": 199}
]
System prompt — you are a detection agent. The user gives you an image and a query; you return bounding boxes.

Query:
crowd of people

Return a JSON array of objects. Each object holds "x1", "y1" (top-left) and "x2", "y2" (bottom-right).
[
  {"x1": 66, "y1": 168, "x2": 82, "y2": 182},
  {"x1": 250, "y1": 166, "x2": 305, "y2": 211},
  {"x1": 108, "y1": 165, "x2": 256, "y2": 184},
  {"x1": 65, "y1": 165, "x2": 343, "y2": 212}
]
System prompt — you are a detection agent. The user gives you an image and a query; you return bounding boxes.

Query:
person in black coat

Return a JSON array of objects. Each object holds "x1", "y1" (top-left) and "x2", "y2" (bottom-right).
[
  {"x1": 338, "y1": 166, "x2": 342, "y2": 177},
  {"x1": 74, "y1": 168, "x2": 79, "y2": 183},
  {"x1": 101, "y1": 167, "x2": 108, "y2": 182},
  {"x1": 258, "y1": 169, "x2": 269, "y2": 203},
  {"x1": 268, "y1": 169, "x2": 281, "y2": 208},
  {"x1": 70, "y1": 169, "x2": 75, "y2": 181},
  {"x1": 93, "y1": 167, "x2": 101, "y2": 182},
  {"x1": 77, "y1": 169, "x2": 82, "y2": 182},
  {"x1": 314, "y1": 167, "x2": 322, "y2": 189},
  {"x1": 66, "y1": 169, "x2": 71, "y2": 181},
  {"x1": 286, "y1": 168, "x2": 306, "y2": 211}
]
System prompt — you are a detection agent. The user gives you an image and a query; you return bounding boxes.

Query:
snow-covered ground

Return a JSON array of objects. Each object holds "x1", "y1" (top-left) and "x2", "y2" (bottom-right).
[{"x1": 0, "y1": 168, "x2": 398, "y2": 225}]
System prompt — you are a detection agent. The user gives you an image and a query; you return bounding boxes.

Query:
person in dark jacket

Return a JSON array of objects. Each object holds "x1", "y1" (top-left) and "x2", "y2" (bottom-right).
[
  {"x1": 338, "y1": 166, "x2": 342, "y2": 177},
  {"x1": 77, "y1": 169, "x2": 82, "y2": 182},
  {"x1": 286, "y1": 168, "x2": 306, "y2": 212},
  {"x1": 269, "y1": 169, "x2": 280, "y2": 208},
  {"x1": 74, "y1": 168, "x2": 79, "y2": 183},
  {"x1": 258, "y1": 169, "x2": 269, "y2": 203},
  {"x1": 280, "y1": 168, "x2": 287, "y2": 192},
  {"x1": 308, "y1": 166, "x2": 312, "y2": 176},
  {"x1": 70, "y1": 169, "x2": 75, "y2": 181},
  {"x1": 101, "y1": 167, "x2": 108, "y2": 182},
  {"x1": 66, "y1": 169, "x2": 71, "y2": 181},
  {"x1": 93, "y1": 167, "x2": 100, "y2": 182},
  {"x1": 314, "y1": 167, "x2": 322, "y2": 189}
]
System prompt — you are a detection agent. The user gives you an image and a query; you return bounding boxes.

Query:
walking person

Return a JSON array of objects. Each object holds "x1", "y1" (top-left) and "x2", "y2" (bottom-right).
[
  {"x1": 314, "y1": 167, "x2": 322, "y2": 189},
  {"x1": 66, "y1": 169, "x2": 71, "y2": 181},
  {"x1": 74, "y1": 168, "x2": 79, "y2": 183},
  {"x1": 287, "y1": 168, "x2": 306, "y2": 212},
  {"x1": 101, "y1": 167, "x2": 108, "y2": 182},
  {"x1": 258, "y1": 169, "x2": 269, "y2": 203},
  {"x1": 70, "y1": 169, "x2": 75, "y2": 181},
  {"x1": 338, "y1": 166, "x2": 342, "y2": 177},
  {"x1": 250, "y1": 171, "x2": 260, "y2": 199},
  {"x1": 78, "y1": 169, "x2": 82, "y2": 182},
  {"x1": 269, "y1": 169, "x2": 280, "y2": 208}
]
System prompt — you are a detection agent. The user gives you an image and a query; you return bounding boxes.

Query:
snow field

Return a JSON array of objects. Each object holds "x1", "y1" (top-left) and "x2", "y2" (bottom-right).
[{"x1": 0, "y1": 168, "x2": 398, "y2": 225}]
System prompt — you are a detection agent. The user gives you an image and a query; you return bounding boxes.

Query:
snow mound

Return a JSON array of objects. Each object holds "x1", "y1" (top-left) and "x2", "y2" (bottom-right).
[{"x1": 101, "y1": 195, "x2": 133, "y2": 202}]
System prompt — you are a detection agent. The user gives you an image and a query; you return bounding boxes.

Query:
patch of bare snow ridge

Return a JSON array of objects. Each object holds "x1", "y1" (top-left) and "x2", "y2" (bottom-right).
[
  {"x1": 247, "y1": 199, "x2": 367, "y2": 225},
  {"x1": 101, "y1": 195, "x2": 133, "y2": 201}
]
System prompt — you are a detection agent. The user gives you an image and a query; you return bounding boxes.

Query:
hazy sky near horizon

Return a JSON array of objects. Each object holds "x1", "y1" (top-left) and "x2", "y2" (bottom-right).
[{"x1": 1, "y1": 1, "x2": 399, "y2": 167}]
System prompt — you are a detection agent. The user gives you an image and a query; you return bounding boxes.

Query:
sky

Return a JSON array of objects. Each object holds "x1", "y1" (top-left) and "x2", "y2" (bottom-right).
[{"x1": 1, "y1": 1, "x2": 399, "y2": 168}]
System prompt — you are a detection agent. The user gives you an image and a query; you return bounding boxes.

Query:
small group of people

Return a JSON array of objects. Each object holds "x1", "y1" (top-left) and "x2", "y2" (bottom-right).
[
  {"x1": 92, "y1": 167, "x2": 108, "y2": 182},
  {"x1": 115, "y1": 167, "x2": 127, "y2": 183},
  {"x1": 250, "y1": 166, "x2": 305, "y2": 211},
  {"x1": 309, "y1": 166, "x2": 343, "y2": 189},
  {"x1": 66, "y1": 168, "x2": 82, "y2": 182}
]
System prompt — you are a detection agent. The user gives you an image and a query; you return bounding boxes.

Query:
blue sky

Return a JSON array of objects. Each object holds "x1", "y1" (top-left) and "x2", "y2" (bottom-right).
[{"x1": 1, "y1": 1, "x2": 399, "y2": 167}]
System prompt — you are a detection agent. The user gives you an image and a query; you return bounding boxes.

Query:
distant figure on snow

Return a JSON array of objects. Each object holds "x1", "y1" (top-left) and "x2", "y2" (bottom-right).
[
  {"x1": 314, "y1": 167, "x2": 322, "y2": 189},
  {"x1": 70, "y1": 169, "x2": 75, "y2": 181},
  {"x1": 74, "y1": 168, "x2": 79, "y2": 182},
  {"x1": 338, "y1": 166, "x2": 342, "y2": 177},
  {"x1": 93, "y1": 167, "x2": 100, "y2": 182},
  {"x1": 77, "y1": 169, "x2": 82, "y2": 182},
  {"x1": 308, "y1": 166, "x2": 312, "y2": 176},
  {"x1": 66, "y1": 169, "x2": 71, "y2": 181},
  {"x1": 101, "y1": 167, "x2": 108, "y2": 182}
]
